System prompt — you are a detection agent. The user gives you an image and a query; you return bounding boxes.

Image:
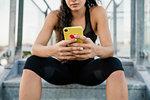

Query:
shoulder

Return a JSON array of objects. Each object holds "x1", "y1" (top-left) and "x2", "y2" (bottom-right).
[
  {"x1": 90, "y1": 6, "x2": 105, "y2": 11},
  {"x1": 47, "y1": 10, "x2": 59, "y2": 17},
  {"x1": 89, "y1": 6, "x2": 106, "y2": 15},
  {"x1": 45, "y1": 10, "x2": 60, "y2": 26},
  {"x1": 89, "y1": 6, "x2": 107, "y2": 21}
]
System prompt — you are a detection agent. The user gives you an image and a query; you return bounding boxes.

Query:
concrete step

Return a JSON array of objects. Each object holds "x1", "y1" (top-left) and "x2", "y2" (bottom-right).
[
  {"x1": 147, "y1": 67, "x2": 150, "y2": 74},
  {"x1": 2, "y1": 76, "x2": 146, "y2": 100},
  {"x1": 2, "y1": 58, "x2": 145, "y2": 100},
  {"x1": 0, "y1": 67, "x2": 4, "y2": 76}
]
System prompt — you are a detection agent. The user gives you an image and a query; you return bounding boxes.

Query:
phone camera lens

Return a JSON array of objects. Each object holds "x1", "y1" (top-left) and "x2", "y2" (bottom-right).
[{"x1": 64, "y1": 29, "x2": 68, "y2": 32}]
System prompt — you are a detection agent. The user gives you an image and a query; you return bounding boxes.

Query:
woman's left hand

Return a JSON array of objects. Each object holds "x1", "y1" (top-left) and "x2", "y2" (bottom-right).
[{"x1": 69, "y1": 35, "x2": 97, "y2": 60}]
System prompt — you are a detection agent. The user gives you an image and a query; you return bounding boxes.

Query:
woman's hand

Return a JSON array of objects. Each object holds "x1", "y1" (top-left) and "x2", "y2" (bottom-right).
[
  {"x1": 52, "y1": 38, "x2": 84, "y2": 60},
  {"x1": 69, "y1": 35, "x2": 98, "y2": 60}
]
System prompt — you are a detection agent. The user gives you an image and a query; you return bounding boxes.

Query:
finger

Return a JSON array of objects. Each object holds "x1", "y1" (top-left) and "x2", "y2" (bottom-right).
[
  {"x1": 59, "y1": 56, "x2": 76, "y2": 60},
  {"x1": 72, "y1": 49, "x2": 91, "y2": 55},
  {"x1": 74, "y1": 35, "x2": 89, "y2": 43},
  {"x1": 69, "y1": 43, "x2": 91, "y2": 49},
  {"x1": 60, "y1": 39, "x2": 77, "y2": 46},
  {"x1": 74, "y1": 54, "x2": 91, "y2": 59},
  {"x1": 59, "y1": 52, "x2": 74, "y2": 56},
  {"x1": 59, "y1": 47, "x2": 83, "y2": 52}
]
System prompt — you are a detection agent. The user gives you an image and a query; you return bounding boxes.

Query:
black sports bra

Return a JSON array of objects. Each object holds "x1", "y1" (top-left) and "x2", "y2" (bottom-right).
[{"x1": 83, "y1": 6, "x2": 97, "y2": 43}]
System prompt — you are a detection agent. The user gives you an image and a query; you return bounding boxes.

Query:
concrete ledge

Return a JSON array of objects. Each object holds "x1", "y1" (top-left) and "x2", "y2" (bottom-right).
[
  {"x1": 1, "y1": 58, "x2": 147, "y2": 100},
  {"x1": 1, "y1": 58, "x2": 148, "y2": 100},
  {"x1": 2, "y1": 76, "x2": 146, "y2": 100},
  {"x1": 3, "y1": 76, "x2": 146, "y2": 90}
]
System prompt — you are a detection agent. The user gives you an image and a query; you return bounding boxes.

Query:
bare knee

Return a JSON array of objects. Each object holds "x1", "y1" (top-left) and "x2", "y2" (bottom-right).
[
  {"x1": 22, "y1": 69, "x2": 41, "y2": 82},
  {"x1": 107, "y1": 70, "x2": 125, "y2": 80}
]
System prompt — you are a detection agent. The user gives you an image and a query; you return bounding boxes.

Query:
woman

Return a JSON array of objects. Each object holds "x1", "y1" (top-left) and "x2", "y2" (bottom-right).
[{"x1": 19, "y1": 0, "x2": 128, "y2": 100}]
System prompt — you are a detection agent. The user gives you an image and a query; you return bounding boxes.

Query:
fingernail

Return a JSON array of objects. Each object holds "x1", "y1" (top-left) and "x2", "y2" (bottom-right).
[
  {"x1": 70, "y1": 35, "x2": 75, "y2": 39},
  {"x1": 74, "y1": 39, "x2": 77, "y2": 41},
  {"x1": 74, "y1": 35, "x2": 77, "y2": 37},
  {"x1": 80, "y1": 47, "x2": 83, "y2": 50}
]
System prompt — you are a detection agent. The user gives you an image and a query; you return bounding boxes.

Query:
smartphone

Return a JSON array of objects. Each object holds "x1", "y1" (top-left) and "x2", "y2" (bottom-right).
[{"x1": 63, "y1": 26, "x2": 84, "y2": 43}]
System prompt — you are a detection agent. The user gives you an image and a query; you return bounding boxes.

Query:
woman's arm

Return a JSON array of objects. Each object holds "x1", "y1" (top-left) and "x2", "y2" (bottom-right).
[
  {"x1": 31, "y1": 11, "x2": 81, "y2": 59},
  {"x1": 95, "y1": 45, "x2": 114, "y2": 58},
  {"x1": 31, "y1": 11, "x2": 58, "y2": 57},
  {"x1": 94, "y1": 6, "x2": 114, "y2": 58}
]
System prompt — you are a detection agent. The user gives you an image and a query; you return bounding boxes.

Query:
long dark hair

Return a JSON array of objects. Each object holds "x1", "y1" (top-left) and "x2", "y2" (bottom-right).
[{"x1": 55, "y1": 0, "x2": 101, "y2": 42}]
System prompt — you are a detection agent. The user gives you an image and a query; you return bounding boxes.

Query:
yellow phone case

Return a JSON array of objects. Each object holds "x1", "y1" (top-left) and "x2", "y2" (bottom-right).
[{"x1": 63, "y1": 26, "x2": 83, "y2": 43}]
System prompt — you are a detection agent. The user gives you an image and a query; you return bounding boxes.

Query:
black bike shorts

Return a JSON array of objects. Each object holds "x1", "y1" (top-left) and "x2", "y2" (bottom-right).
[{"x1": 24, "y1": 55, "x2": 124, "y2": 86}]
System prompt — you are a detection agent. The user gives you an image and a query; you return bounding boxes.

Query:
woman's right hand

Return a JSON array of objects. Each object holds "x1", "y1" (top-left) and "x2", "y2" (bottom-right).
[{"x1": 50, "y1": 39, "x2": 83, "y2": 60}]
